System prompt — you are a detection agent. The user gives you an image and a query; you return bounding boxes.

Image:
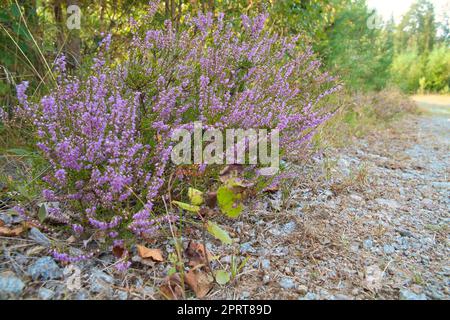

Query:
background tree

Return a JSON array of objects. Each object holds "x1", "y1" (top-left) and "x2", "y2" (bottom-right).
[{"x1": 395, "y1": 0, "x2": 436, "y2": 55}]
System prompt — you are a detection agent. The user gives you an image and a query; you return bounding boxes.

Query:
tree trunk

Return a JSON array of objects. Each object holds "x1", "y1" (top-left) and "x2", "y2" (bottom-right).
[
  {"x1": 66, "y1": 0, "x2": 81, "y2": 68},
  {"x1": 53, "y1": 0, "x2": 65, "y2": 52}
]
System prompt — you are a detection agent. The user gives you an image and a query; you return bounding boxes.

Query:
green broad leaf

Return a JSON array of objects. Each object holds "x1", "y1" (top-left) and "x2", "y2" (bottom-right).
[
  {"x1": 38, "y1": 204, "x2": 47, "y2": 223},
  {"x1": 188, "y1": 187, "x2": 204, "y2": 206},
  {"x1": 172, "y1": 201, "x2": 200, "y2": 213},
  {"x1": 215, "y1": 269, "x2": 231, "y2": 285},
  {"x1": 206, "y1": 221, "x2": 232, "y2": 245},
  {"x1": 167, "y1": 266, "x2": 177, "y2": 276},
  {"x1": 217, "y1": 185, "x2": 243, "y2": 218}
]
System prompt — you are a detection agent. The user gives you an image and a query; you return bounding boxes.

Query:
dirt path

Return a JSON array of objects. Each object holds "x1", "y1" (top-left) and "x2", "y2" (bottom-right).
[{"x1": 220, "y1": 96, "x2": 449, "y2": 300}]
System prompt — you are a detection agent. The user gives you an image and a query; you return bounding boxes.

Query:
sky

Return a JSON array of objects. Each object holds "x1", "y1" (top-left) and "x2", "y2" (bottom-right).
[{"x1": 367, "y1": 0, "x2": 450, "y2": 24}]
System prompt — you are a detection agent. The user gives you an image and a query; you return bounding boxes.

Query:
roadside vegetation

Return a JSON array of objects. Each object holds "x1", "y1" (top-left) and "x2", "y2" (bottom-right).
[{"x1": 0, "y1": 0, "x2": 448, "y2": 299}]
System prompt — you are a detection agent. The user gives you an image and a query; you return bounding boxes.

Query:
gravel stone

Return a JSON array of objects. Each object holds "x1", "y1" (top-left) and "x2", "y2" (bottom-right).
[
  {"x1": 363, "y1": 239, "x2": 373, "y2": 249},
  {"x1": 400, "y1": 289, "x2": 427, "y2": 300},
  {"x1": 28, "y1": 227, "x2": 51, "y2": 247},
  {"x1": 89, "y1": 269, "x2": 114, "y2": 295},
  {"x1": 383, "y1": 244, "x2": 396, "y2": 255},
  {"x1": 0, "y1": 273, "x2": 25, "y2": 298},
  {"x1": 27, "y1": 257, "x2": 63, "y2": 280},
  {"x1": 261, "y1": 259, "x2": 271, "y2": 270},
  {"x1": 279, "y1": 277, "x2": 295, "y2": 289},
  {"x1": 38, "y1": 287, "x2": 55, "y2": 300},
  {"x1": 282, "y1": 221, "x2": 296, "y2": 235}
]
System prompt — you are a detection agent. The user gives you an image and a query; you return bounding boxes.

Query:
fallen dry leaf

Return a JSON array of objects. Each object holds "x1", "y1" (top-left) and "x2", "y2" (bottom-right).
[
  {"x1": 219, "y1": 164, "x2": 244, "y2": 182},
  {"x1": 0, "y1": 226, "x2": 24, "y2": 237},
  {"x1": 159, "y1": 273, "x2": 184, "y2": 300},
  {"x1": 112, "y1": 242, "x2": 126, "y2": 258},
  {"x1": 133, "y1": 255, "x2": 155, "y2": 267},
  {"x1": 198, "y1": 207, "x2": 216, "y2": 219},
  {"x1": 137, "y1": 244, "x2": 164, "y2": 262},
  {"x1": 184, "y1": 269, "x2": 214, "y2": 298},
  {"x1": 185, "y1": 241, "x2": 213, "y2": 268},
  {"x1": 67, "y1": 235, "x2": 77, "y2": 244},
  {"x1": 205, "y1": 192, "x2": 217, "y2": 208},
  {"x1": 263, "y1": 183, "x2": 280, "y2": 193}
]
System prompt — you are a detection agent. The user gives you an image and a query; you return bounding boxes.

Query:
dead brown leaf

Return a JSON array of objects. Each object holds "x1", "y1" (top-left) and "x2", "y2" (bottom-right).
[
  {"x1": 184, "y1": 269, "x2": 214, "y2": 298},
  {"x1": 198, "y1": 207, "x2": 216, "y2": 219},
  {"x1": 159, "y1": 273, "x2": 184, "y2": 300},
  {"x1": 112, "y1": 242, "x2": 125, "y2": 258},
  {"x1": 263, "y1": 183, "x2": 280, "y2": 193},
  {"x1": 137, "y1": 244, "x2": 164, "y2": 262},
  {"x1": 219, "y1": 164, "x2": 244, "y2": 182},
  {"x1": 67, "y1": 235, "x2": 77, "y2": 244},
  {"x1": 185, "y1": 241, "x2": 213, "y2": 268},
  {"x1": 205, "y1": 192, "x2": 217, "y2": 208},
  {"x1": 0, "y1": 226, "x2": 24, "y2": 237}
]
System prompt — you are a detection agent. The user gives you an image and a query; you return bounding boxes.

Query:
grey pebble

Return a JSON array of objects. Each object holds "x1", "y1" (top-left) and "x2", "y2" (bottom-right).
[
  {"x1": 240, "y1": 242, "x2": 255, "y2": 254},
  {"x1": 89, "y1": 268, "x2": 114, "y2": 295},
  {"x1": 0, "y1": 213, "x2": 13, "y2": 225},
  {"x1": 261, "y1": 259, "x2": 271, "y2": 270},
  {"x1": 116, "y1": 290, "x2": 128, "y2": 300},
  {"x1": 28, "y1": 257, "x2": 63, "y2": 280},
  {"x1": 38, "y1": 287, "x2": 55, "y2": 300},
  {"x1": 0, "y1": 273, "x2": 25, "y2": 298},
  {"x1": 279, "y1": 277, "x2": 295, "y2": 289},
  {"x1": 399, "y1": 289, "x2": 427, "y2": 300},
  {"x1": 383, "y1": 244, "x2": 396, "y2": 255},
  {"x1": 282, "y1": 221, "x2": 296, "y2": 235},
  {"x1": 363, "y1": 239, "x2": 373, "y2": 249},
  {"x1": 28, "y1": 227, "x2": 51, "y2": 247},
  {"x1": 143, "y1": 286, "x2": 156, "y2": 296}
]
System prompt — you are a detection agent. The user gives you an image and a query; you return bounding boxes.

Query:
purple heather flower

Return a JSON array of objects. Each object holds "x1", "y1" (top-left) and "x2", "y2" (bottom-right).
[
  {"x1": 72, "y1": 224, "x2": 84, "y2": 234},
  {"x1": 13, "y1": 3, "x2": 340, "y2": 270},
  {"x1": 54, "y1": 169, "x2": 67, "y2": 184},
  {"x1": 115, "y1": 260, "x2": 131, "y2": 272},
  {"x1": 53, "y1": 54, "x2": 67, "y2": 73},
  {"x1": 50, "y1": 249, "x2": 93, "y2": 263},
  {"x1": 42, "y1": 189, "x2": 56, "y2": 201},
  {"x1": 109, "y1": 231, "x2": 119, "y2": 238}
]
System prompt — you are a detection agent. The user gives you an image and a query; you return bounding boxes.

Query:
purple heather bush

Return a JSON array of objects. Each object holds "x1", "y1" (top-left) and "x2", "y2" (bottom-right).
[{"x1": 15, "y1": 4, "x2": 340, "y2": 268}]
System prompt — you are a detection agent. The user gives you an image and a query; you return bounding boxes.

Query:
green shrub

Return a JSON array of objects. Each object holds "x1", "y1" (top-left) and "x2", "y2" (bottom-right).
[
  {"x1": 424, "y1": 46, "x2": 450, "y2": 93},
  {"x1": 390, "y1": 51, "x2": 424, "y2": 93}
]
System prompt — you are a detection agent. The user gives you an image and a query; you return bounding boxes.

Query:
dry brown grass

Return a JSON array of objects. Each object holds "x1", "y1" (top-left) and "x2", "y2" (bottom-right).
[{"x1": 315, "y1": 88, "x2": 418, "y2": 150}]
